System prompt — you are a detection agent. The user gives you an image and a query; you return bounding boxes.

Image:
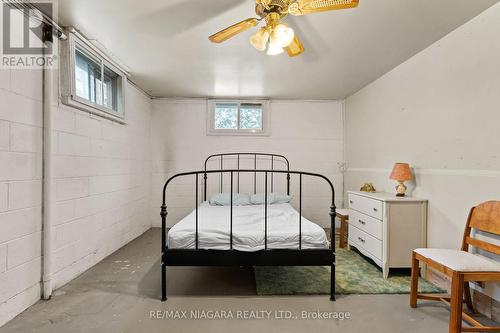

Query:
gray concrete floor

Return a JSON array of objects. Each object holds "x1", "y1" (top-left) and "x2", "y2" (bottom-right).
[{"x1": 0, "y1": 228, "x2": 480, "y2": 333}]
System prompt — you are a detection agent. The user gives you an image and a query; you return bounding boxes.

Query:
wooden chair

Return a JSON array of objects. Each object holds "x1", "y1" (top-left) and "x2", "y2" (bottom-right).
[
  {"x1": 336, "y1": 209, "x2": 349, "y2": 249},
  {"x1": 410, "y1": 201, "x2": 500, "y2": 333}
]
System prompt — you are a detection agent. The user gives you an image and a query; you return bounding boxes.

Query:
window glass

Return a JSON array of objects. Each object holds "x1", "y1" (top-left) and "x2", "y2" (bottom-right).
[
  {"x1": 214, "y1": 103, "x2": 238, "y2": 129},
  {"x1": 75, "y1": 49, "x2": 102, "y2": 104},
  {"x1": 239, "y1": 104, "x2": 263, "y2": 130},
  {"x1": 210, "y1": 101, "x2": 267, "y2": 135},
  {"x1": 73, "y1": 45, "x2": 122, "y2": 115},
  {"x1": 103, "y1": 65, "x2": 120, "y2": 111}
]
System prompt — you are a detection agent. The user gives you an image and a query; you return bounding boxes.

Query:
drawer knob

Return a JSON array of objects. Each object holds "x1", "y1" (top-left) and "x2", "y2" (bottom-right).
[
  {"x1": 359, "y1": 219, "x2": 366, "y2": 225},
  {"x1": 358, "y1": 237, "x2": 366, "y2": 243},
  {"x1": 350, "y1": 200, "x2": 353, "y2": 204},
  {"x1": 373, "y1": 208, "x2": 378, "y2": 212}
]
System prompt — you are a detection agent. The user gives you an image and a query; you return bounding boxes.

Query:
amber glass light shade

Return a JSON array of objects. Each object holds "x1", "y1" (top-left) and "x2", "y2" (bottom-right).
[{"x1": 390, "y1": 163, "x2": 413, "y2": 181}]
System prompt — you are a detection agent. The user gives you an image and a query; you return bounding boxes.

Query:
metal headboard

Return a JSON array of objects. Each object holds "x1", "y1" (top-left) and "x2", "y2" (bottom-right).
[
  {"x1": 203, "y1": 153, "x2": 291, "y2": 200},
  {"x1": 162, "y1": 169, "x2": 335, "y2": 251}
]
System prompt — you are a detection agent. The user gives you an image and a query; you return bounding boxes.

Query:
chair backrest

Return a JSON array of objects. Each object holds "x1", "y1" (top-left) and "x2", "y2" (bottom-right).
[{"x1": 462, "y1": 201, "x2": 500, "y2": 255}]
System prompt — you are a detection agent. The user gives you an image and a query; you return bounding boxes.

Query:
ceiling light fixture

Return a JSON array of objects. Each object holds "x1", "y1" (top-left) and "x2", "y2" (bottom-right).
[
  {"x1": 274, "y1": 24, "x2": 294, "y2": 48},
  {"x1": 209, "y1": 0, "x2": 360, "y2": 57},
  {"x1": 250, "y1": 28, "x2": 270, "y2": 51},
  {"x1": 267, "y1": 36, "x2": 284, "y2": 55},
  {"x1": 250, "y1": 24, "x2": 294, "y2": 56}
]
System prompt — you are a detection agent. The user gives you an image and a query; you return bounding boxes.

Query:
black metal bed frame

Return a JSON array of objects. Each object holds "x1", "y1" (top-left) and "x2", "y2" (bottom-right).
[
  {"x1": 161, "y1": 153, "x2": 336, "y2": 301},
  {"x1": 203, "y1": 153, "x2": 291, "y2": 198}
]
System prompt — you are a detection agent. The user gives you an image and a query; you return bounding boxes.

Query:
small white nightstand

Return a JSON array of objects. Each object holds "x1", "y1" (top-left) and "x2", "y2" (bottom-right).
[{"x1": 347, "y1": 191, "x2": 428, "y2": 279}]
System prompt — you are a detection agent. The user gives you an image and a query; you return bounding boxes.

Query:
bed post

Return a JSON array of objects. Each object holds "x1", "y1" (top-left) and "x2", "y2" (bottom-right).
[
  {"x1": 271, "y1": 156, "x2": 274, "y2": 192},
  {"x1": 330, "y1": 204, "x2": 336, "y2": 301},
  {"x1": 220, "y1": 156, "x2": 223, "y2": 193},
  {"x1": 203, "y1": 173, "x2": 207, "y2": 201},
  {"x1": 286, "y1": 173, "x2": 290, "y2": 195},
  {"x1": 160, "y1": 204, "x2": 168, "y2": 301},
  {"x1": 254, "y1": 154, "x2": 257, "y2": 194},
  {"x1": 299, "y1": 174, "x2": 302, "y2": 249},
  {"x1": 203, "y1": 157, "x2": 208, "y2": 201},
  {"x1": 264, "y1": 172, "x2": 268, "y2": 250},
  {"x1": 230, "y1": 172, "x2": 233, "y2": 249}
]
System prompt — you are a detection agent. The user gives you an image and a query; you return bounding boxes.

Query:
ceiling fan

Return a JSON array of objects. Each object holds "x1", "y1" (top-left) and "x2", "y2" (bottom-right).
[{"x1": 209, "y1": 0, "x2": 359, "y2": 57}]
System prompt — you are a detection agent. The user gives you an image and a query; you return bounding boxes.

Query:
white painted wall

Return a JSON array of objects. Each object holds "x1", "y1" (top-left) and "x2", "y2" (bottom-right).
[
  {"x1": 151, "y1": 99, "x2": 344, "y2": 228},
  {"x1": 51, "y1": 80, "x2": 152, "y2": 289},
  {"x1": 0, "y1": 66, "x2": 152, "y2": 325},
  {"x1": 0, "y1": 68, "x2": 44, "y2": 326},
  {"x1": 345, "y1": 3, "x2": 500, "y2": 298}
]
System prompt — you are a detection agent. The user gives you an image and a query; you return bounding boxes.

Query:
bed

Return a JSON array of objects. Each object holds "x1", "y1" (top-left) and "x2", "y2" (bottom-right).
[
  {"x1": 167, "y1": 202, "x2": 330, "y2": 251},
  {"x1": 161, "y1": 153, "x2": 336, "y2": 301}
]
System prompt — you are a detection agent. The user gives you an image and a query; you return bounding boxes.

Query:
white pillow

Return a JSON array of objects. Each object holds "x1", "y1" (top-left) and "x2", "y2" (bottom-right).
[
  {"x1": 209, "y1": 193, "x2": 251, "y2": 206},
  {"x1": 250, "y1": 193, "x2": 293, "y2": 205}
]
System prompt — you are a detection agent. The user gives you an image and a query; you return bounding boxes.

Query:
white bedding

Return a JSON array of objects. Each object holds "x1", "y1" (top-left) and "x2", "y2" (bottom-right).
[{"x1": 167, "y1": 202, "x2": 330, "y2": 251}]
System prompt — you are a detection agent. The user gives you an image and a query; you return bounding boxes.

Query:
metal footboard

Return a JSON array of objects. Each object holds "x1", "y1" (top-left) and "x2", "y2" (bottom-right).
[{"x1": 160, "y1": 169, "x2": 336, "y2": 301}]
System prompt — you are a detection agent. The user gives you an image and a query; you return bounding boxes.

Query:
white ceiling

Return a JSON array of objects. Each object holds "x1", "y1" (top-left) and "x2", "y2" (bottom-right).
[{"x1": 58, "y1": 0, "x2": 498, "y2": 99}]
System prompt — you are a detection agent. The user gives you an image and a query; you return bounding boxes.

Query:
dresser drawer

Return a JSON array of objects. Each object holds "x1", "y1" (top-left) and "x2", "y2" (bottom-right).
[
  {"x1": 349, "y1": 225, "x2": 382, "y2": 261},
  {"x1": 348, "y1": 193, "x2": 383, "y2": 220},
  {"x1": 349, "y1": 209, "x2": 383, "y2": 240}
]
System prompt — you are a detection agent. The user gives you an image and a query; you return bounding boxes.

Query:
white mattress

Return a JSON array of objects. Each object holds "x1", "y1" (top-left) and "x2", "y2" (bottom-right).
[{"x1": 167, "y1": 202, "x2": 330, "y2": 251}]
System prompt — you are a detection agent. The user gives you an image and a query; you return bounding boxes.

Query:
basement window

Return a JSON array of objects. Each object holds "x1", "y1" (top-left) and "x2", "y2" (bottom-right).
[
  {"x1": 207, "y1": 100, "x2": 270, "y2": 136},
  {"x1": 61, "y1": 31, "x2": 127, "y2": 123}
]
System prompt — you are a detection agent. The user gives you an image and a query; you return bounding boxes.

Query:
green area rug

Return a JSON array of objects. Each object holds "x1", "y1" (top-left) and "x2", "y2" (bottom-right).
[{"x1": 255, "y1": 244, "x2": 443, "y2": 295}]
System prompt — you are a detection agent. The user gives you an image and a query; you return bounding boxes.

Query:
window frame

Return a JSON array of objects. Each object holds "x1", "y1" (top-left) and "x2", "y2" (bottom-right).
[
  {"x1": 207, "y1": 99, "x2": 270, "y2": 136},
  {"x1": 61, "y1": 31, "x2": 127, "y2": 123}
]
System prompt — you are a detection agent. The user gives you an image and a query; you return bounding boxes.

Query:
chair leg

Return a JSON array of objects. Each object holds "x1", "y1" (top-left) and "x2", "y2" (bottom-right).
[
  {"x1": 339, "y1": 217, "x2": 347, "y2": 249},
  {"x1": 410, "y1": 252, "x2": 419, "y2": 308},
  {"x1": 449, "y1": 273, "x2": 464, "y2": 333},
  {"x1": 463, "y1": 282, "x2": 475, "y2": 313},
  {"x1": 344, "y1": 221, "x2": 348, "y2": 248}
]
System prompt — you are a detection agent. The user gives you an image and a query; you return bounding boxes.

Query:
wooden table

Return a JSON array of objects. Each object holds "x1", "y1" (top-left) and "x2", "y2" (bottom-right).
[{"x1": 336, "y1": 209, "x2": 349, "y2": 248}]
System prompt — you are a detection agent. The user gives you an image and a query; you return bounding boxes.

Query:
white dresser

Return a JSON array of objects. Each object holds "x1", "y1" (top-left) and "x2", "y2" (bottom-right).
[{"x1": 347, "y1": 191, "x2": 427, "y2": 278}]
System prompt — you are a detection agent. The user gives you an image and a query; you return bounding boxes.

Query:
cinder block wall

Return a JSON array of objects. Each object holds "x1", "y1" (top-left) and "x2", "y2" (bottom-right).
[
  {"x1": 151, "y1": 99, "x2": 345, "y2": 229},
  {"x1": 0, "y1": 66, "x2": 153, "y2": 326},
  {"x1": 51, "y1": 81, "x2": 153, "y2": 288},
  {"x1": 0, "y1": 68, "x2": 44, "y2": 326}
]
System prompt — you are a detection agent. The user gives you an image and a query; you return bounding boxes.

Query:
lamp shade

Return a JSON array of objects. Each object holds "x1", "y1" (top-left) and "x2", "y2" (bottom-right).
[
  {"x1": 267, "y1": 36, "x2": 284, "y2": 55},
  {"x1": 250, "y1": 28, "x2": 270, "y2": 51},
  {"x1": 274, "y1": 24, "x2": 294, "y2": 47},
  {"x1": 390, "y1": 163, "x2": 413, "y2": 181}
]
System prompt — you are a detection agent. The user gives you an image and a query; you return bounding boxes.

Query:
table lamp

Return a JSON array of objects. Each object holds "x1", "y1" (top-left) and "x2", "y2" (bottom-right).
[{"x1": 390, "y1": 163, "x2": 412, "y2": 197}]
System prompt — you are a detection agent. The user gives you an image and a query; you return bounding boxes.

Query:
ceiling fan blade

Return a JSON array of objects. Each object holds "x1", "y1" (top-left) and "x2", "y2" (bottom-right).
[
  {"x1": 285, "y1": 35, "x2": 305, "y2": 57},
  {"x1": 289, "y1": 0, "x2": 359, "y2": 16},
  {"x1": 209, "y1": 18, "x2": 259, "y2": 43}
]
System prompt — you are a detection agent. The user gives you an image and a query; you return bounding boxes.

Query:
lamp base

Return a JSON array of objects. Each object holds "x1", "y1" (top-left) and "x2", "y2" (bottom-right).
[{"x1": 395, "y1": 181, "x2": 408, "y2": 197}]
